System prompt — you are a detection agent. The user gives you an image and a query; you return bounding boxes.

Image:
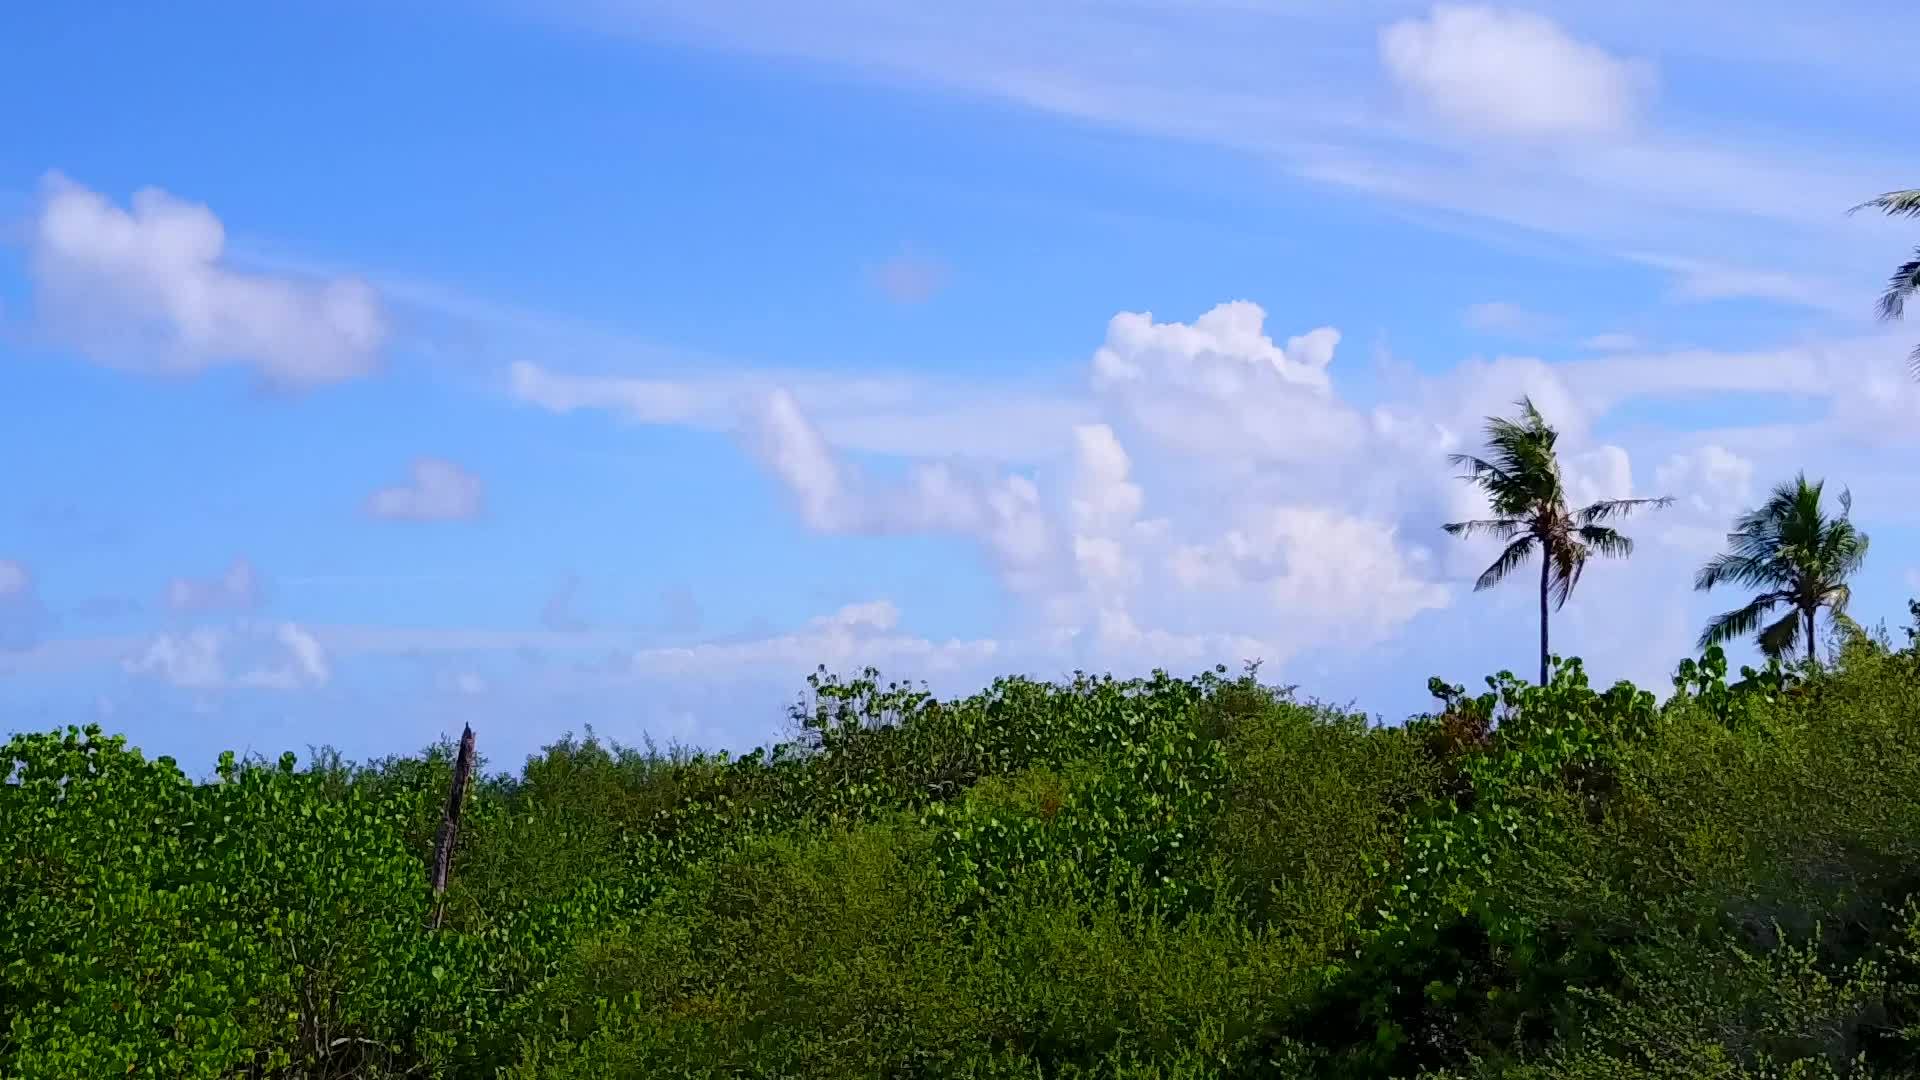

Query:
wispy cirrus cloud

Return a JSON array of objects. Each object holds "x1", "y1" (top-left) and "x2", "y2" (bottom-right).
[{"x1": 543, "y1": 1, "x2": 1908, "y2": 328}]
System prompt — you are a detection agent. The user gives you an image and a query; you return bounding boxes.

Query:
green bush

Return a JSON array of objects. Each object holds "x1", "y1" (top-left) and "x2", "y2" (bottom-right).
[{"x1": 9, "y1": 643, "x2": 1920, "y2": 1077}]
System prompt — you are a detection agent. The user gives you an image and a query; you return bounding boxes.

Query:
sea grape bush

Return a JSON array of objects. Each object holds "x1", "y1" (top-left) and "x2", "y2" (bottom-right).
[{"x1": 9, "y1": 637, "x2": 1920, "y2": 1077}]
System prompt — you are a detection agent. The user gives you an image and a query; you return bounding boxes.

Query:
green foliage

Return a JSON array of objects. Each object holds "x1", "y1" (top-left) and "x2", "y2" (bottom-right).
[
  {"x1": 10, "y1": 633, "x2": 1920, "y2": 1077},
  {"x1": 1852, "y1": 187, "x2": 1920, "y2": 374},
  {"x1": 1695, "y1": 473, "x2": 1870, "y2": 663},
  {"x1": 1443, "y1": 397, "x2": 1672, "y2": 684}
]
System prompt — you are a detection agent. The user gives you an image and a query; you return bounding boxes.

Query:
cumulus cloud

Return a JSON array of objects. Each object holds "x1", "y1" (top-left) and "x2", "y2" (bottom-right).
[
  {"x1": 1651, "y1": 445, "x2": 1757, "y2": 554},
  {"x1": 1167, "y1": 508, "x2": 1449, "y2": 640},
  {"x1": 166, "y1": 558, "x2": 266, "y2": 614},
  {"x1": 363, "y1": 458, "x2": 485, "y2": 522},
  {"x1": 1090, "y1": 302, "x2": 1356, "y2": 463},
  {"x1": 1656, "y1": 446, "x2": 1756, "y2": 521},
  {"x1": 499, "y1": 295, "x2": 1872, "y2": 693},
  {"x1": 733, "y1": 301, "x2": 1459, "y2": 670},
  {"x1": 1380, "y1": 5, "x2": 1652, "y2": 138},
  {"x1": 746, "y1": 387, "x2": 1057, "y2": 588},
  {"x1": 869, "y1": 252, "x2": 950, "y2": 304},
  {"x1": 123, "y1": 621, "x2": 330, "y2": 691},
  {"x1": 30, "y1": 174, "x2": 385, "y2": 386}
]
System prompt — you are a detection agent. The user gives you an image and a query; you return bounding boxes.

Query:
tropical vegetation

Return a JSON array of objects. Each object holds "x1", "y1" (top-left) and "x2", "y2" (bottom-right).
[
  {"x1": 1852, "y1": 188, "x2": 1920, "y2": 371},
  {"x1": 1696, "y1": 473, "x2": 1870, "y2": 663},
  {"x1": 11, "y1": 625, "x2": 1920, "y2": 1078},
  {"x1": 4, "y1": 224, "x2": 1918, "y2": 1077},
  {"x1": 1443, "y1": 398, "x2": 1671, "y2": 685}
]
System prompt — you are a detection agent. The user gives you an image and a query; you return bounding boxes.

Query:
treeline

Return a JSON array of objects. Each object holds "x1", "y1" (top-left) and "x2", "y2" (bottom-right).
[{"x1": 9, "y1": 619, "x2": 1920, "y2": 1077}]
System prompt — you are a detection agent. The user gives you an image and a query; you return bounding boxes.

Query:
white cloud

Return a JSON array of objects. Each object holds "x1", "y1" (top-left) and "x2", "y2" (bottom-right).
[
  {"x1": 1652, "y1": 445, "x2": 1755, "y2": 554},
  {"x1": 1655, "y1": 445, "x2": 1756, "y2": 520},
  {"x1": 731, "y1": 301, "x2": 1455, "y2": 670},
  {"x1": 1168, "y1": 508, "x2": 1449, "y2": 641},
  {"x1": 869, "y1": 252, "x2": 950, "y2": 303},
  {"x1": 1090, "y1": 302, "x2": 1357, "y2": 463},
  {"x1": 745, "y1": 387, "x2": 1059, "y2": 588},
  {"x1": 1463, "y1": 301, "x2": 1556, "y2": 337},
  {"x1": 1564, "y1": 445, "x2": 1635, "y2": 509},
  {"x1": 364, "y1": 458, "x2": 485, "y2": 522},
  {"x1": 123, "y1": 621, "x2": 330, "y2": 691},
  {"x1": 31, "y1": 174, "x2": 385, "y2": 386},
  {"x1": 1380, "y1": 5, "x2": 1653, "y2": 138},
  {"x1": 440, "y1": 670, "x2": 489, "y2": 696},
  {"x1": 509, "y1": 359, "x2": 1090, "y2": 464},
  {"x1": 0, "y1": 559, "x2": 51, "y2": 652},
  {"x1": 281, "y1": 623, "x2": 329, "y2": 677},
  {"x1": 166, "y1": 558, "x2": 265, "y2": 614},
  {"x1": 124, "y1": 628, "x2": 225, "y2": 689},
  {"x1": 489, "y1": 293, "x2": 1913, "y2": 692},
  {"x1": 509, "y1": 360, "x2": 723, "y2": 426},
  {"x1": 631, "y1": 599, "x2": 1000, "y2": 676},
  {"x1": 536, "y1": 1, "x2": 1914, "y2": 329},
  {"x1": 1069, "y1": 425, "x2": 1144, "y2": 529},
  {"x1": 1580, "y1": 332, "x2": 1642, "y2": 352},
  {"x1": 1626, "y1": 252, "x2": 1863, "y2": 317}
]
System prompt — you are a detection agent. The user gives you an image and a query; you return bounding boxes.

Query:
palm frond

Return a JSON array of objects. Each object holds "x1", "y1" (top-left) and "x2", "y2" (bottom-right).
[
  {"x1": 1698, "y1": 592, "x2": 1787, "y2": 650},
  {"x1": 1548, "y1": 537, "x2": 1588, "y2": 611},
  {"x1": 1695, "y1": 472, "x2": 1868, "y2": 657},
  {"x1": 1578, "y1": 496, "x2": 1675, "y2": 525},
  {"x1": 1826, "y1": 582, "x2": 1853, "y2": 618},
  {"x1": 1694, "y1": 552, "x2": 1779, "y2": 592},
  {"x1": 1757, "y1": 609, "x2": 1803, "y2": 660},
  {"x1": 1579, "y1": 525, "x2": 1633, "y2": 560},
  {"x1": 1851, "y1": 190, "x2": 1920, "y2": 219},
  {"x1": 1474, "y1": 536, "x2": 1537, "y2": 592},
  {"x1": 1446, "y1": 453, "x2": 1535, "y2": 511},
  {"x1": 1446, "y1": 453, "x2": 1509, "y2": 483},
  {"x1": 1876, "y1": 248, "x2": 1920, "y2": 322},
  {"x1": 1441, "y1": 517, "x2": 1526, "y2": 540}
]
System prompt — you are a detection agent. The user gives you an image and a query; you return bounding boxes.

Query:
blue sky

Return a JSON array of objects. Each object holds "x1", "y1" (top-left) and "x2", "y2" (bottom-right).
[{"x1": 2, "y1": 1, "x2": 1917, "y2": 770}]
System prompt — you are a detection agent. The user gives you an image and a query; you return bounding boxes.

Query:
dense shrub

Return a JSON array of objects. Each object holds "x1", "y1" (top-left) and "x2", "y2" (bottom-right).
[{"x1": 9, "y1": 640, "x2": 1920, "y2": 1077}]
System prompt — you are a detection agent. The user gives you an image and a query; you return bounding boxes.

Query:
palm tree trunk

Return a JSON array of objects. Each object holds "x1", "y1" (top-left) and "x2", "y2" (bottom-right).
[
  {"x1": 1538, "y1": 550, "x2": 1550, "y2": 686},
  {"x1": 1805, "y1": 607, "x2": 1817, "y2": 664}
]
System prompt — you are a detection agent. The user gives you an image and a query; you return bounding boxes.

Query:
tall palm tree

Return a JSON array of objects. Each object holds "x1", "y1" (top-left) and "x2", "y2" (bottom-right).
[
  {"x1": 1695, "y1": 473, "x2": 1869, "y2": 664},
  {"x1": 1850, "y1": 189, "x2": 1920, "y2": 374},
  {"x1": 1443, "y1": 398, "x2": 1672, "y2": 685}
]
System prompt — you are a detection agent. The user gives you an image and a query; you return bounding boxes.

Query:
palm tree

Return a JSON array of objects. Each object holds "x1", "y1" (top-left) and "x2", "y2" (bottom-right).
[
  {"x1": 1443, "y1": 398, "x2": 1672, "y2": 685},
  {"x1": 1695, "y1": 473, "x2": 1869, "y2": 664},
  {"x1": 1850, "y1": 189, "x2": 1920, "y2": 374}
]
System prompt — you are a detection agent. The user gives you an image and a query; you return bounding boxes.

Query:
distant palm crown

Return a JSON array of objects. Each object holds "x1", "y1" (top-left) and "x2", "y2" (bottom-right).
[{"x1": 1442, "y1": 398, "x2": 1669, "y2": 608}]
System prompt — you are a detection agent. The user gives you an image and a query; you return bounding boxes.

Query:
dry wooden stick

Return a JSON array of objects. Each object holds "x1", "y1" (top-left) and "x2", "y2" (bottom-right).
[{"x1": 429, "y1": 723, "x2": 475, "y2": 929}]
